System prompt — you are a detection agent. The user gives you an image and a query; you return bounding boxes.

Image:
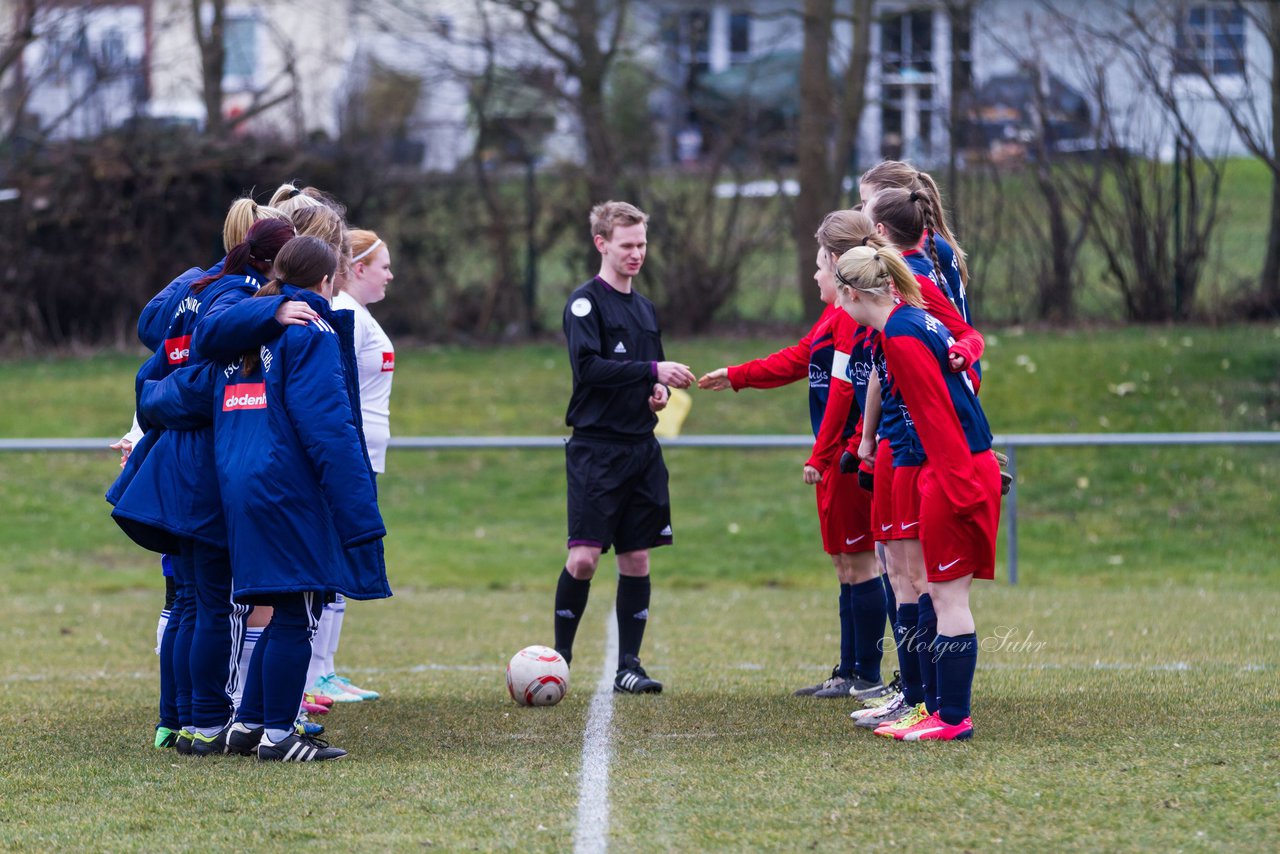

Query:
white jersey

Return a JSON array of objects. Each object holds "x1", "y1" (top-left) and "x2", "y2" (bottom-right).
[{"x1": 332, "y1": 291, "x2": 395, "y2": 473}]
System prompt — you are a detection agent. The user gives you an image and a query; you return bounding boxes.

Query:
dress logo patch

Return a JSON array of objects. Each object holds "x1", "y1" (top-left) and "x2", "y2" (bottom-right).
[
  {"x1": 222, "y1": 383, "x2": 267, "y2": 411},
  {"x1": 381, "y1": 352, "x2": 395, "y2": 372},
  {"x1": 165, "y1": 335, "x2": 191, "y2": 365}
]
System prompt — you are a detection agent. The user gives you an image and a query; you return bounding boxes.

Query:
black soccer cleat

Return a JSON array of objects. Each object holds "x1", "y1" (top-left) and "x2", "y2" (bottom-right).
[
  {"x1": 614, "y1": 655, "x2": 663, "y2": 694},
  {"x1": 174, "y1": 729, "x2": 194, "y2": 756},
  {"x1": 225, "y1": 722, "x2": 264, "y2": 756},
  {"x1": 257, "y1": 732, "x2": 347, "y2": 762},
  {"x1": 189, "y1": 728, "x2": 228, "y2": 756}
]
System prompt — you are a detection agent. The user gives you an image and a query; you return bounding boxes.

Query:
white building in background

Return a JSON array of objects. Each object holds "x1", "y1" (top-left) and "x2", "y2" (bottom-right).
[
  {"x1": 1, "y1": 1, "x2": 1272, "y2": 168},
  {"x1": 4, "y1": 0, "x2": 355, "y2": 141}
]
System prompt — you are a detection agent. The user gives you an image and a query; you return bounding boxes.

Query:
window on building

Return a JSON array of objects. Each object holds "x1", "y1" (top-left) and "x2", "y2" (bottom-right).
[
  {"x1": 881, "y1": 9, "x2": 933, "y2": 76},
  {"x1": 729, "y1": 12, "x2": 751, "y2": 62},
  {"x1": 1174, "y1": 3, "x2": 1245, "y2": 76},
  {"x1": 687, "y1": 10, "x2": 711, "y2": 78},
  {"x1": 223, "y1": 13, "x2": 258, "y2": 88}
]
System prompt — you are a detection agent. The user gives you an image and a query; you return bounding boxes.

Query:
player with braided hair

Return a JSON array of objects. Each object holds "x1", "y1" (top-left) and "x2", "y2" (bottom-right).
[
  {"x1": 859, "y1": 161, "x2": 969, "y2": 313},
  {"x1": 843, "y1": 192, "x2": 984, "y2": 735}
]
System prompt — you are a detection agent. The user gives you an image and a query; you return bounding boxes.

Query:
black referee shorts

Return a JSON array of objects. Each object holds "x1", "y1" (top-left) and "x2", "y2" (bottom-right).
[{"x1": 565, "y1": 434, "x2": 673, "y2": 555}]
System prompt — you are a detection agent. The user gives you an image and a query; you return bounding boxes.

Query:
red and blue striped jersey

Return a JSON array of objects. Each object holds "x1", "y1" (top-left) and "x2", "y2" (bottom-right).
[{"x1": 881, "y1": 303, "x2": 993, "y2": 515}]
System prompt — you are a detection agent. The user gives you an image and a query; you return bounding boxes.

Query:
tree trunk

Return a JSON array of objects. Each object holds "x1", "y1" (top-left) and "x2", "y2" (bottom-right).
[
  {"x1": 193, "y1": 0, "x2": 227, "y2": 136},
  {"x1": 577, "y1": 70, "x2": 617, "y2": 203},
  {"x1": 832, "y1": 0, "x2": 874, "y2": 208},
  {"x1": 1261, "y1": 6, "x2": 1280, "y2": 314},
  {"x1": 792, "y1": 0, "x2": 834, "y2": 317}
]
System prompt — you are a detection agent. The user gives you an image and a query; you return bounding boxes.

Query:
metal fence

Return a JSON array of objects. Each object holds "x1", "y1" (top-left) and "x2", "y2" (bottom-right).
[{"x1": 5, "y1": 431, "x2": 1277, "y2": 585}]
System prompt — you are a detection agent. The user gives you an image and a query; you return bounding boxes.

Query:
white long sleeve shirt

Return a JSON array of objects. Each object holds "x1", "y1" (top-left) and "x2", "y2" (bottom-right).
[{"x1": 332, "y1": 291, "x2": 395, "y2": 473}]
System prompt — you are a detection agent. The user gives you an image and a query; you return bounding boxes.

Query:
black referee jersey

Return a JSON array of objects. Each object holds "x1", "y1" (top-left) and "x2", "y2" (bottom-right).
[{"x1": 563, "y1": 276, "x2": 667, "y2": 439}]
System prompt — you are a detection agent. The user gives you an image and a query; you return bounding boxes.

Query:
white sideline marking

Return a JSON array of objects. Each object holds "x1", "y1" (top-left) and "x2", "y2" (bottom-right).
[{"x1": 573, "y1": 615, "x2": 618, "y2": 854}]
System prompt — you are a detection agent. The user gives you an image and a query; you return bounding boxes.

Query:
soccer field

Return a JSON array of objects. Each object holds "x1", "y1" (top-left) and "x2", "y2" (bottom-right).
[
  {"x1": 1, "y1": 328, "x2": 1277, "y2": 850},
  {"x1": 2, "y1": 583, "x2": 1276, "y2": 850}
]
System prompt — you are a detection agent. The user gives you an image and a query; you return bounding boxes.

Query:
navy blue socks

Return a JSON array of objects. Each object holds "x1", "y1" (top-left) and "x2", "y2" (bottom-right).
[
  {"x1": 849, "y1": 576, "x2": 886, "y2": 682},
  {"x1": 837, "y1": 584, "x2": 855, "y2": 678},
  {"x1": 895, "y1": 603, "x2": 923, "y2": 705},
  {"x1": 935, "y1": 633, "x2": 978, "y2": 725},
  {"x1": 916, "y1": 593, "x2": 939, "y2": 714}
]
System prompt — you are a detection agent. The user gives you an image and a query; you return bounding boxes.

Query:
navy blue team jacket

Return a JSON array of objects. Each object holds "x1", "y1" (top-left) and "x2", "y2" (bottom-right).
[
  {"x1": 108, "y1": 268, "x2": 268, "y2": 551},
  {"x1": 146, "y1": 285, "x2": 390, "y2": 602}
]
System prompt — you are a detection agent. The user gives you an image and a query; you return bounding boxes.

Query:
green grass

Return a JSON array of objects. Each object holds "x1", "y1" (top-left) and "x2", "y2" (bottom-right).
[
  {"x1": 0, "y1": 326, "x2": 1278, "y2": 849},
  {"x1": 1, "y1": 585, "x2": 1276, "y2": 850}
]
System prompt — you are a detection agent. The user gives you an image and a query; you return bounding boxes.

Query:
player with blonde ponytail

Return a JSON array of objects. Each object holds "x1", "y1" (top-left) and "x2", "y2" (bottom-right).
[{"x1": 834, "y1": 245, "x2": 1002, "y2": 742}]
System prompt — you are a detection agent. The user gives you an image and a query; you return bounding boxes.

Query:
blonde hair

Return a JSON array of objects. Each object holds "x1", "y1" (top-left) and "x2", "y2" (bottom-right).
[
  {"x1": 590, "y1": 200, "x2": 648, "y2": 241},
  {"x1": 223, "y1": 199, "x2": 290, "y2": 252},
  {"x1": 814, "y1": 208, "x2": 887, "y2": 259},
  {"x1": 269, "y1": 183, "x2": 347, "y2": 219},
  {"x1": 834, "y1": 245, "x2": 924, "y2": 308},
  {"x1": 860, "y1": 160, "x2": 969, "y2": 287},
  {"x1": 291, "y1": 204, "x2": 350, "y2": 283}
]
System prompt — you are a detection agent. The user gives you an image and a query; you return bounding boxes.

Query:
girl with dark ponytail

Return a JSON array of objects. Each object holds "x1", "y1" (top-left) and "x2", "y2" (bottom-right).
[
  {"x1": 190, "y1": 218, "x2": 295, "y2": 294},
  {"x1": 111, "y1": 214, "x2": 300, "y2": 757},
  {"x1": 212, "y1": 235, "x2": 389, "y2": 762},
  {"x1": 108, "y1": 198, "x2": 290, "y2": 753},
  {"x1": 859, "y1": 160, "x2": 970, "y2": 294}
]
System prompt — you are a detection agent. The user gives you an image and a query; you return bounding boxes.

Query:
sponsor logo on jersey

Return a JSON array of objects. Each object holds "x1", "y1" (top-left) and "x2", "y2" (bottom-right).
[
  {"x1": 808, "y1": 365, "x2": 830, "y2": 387},
  {"x1": 164, "y1": 335, "x2": 191, "y2": 365},
  {"x1": 260, "y1": 345, "x2": 273, "y2": 374},
  {"x1": 381, "y1": 352, "x2": 395, "y2": 372},
  {"x1": 571, "y1": 297, "x2": 592, "y2": 317},
  {"x1": 222, "y1": 383, "x2": 267, "y2": 411},
  {"x1": 613, "y1": 341, "x2": 627, "y2": 354}
]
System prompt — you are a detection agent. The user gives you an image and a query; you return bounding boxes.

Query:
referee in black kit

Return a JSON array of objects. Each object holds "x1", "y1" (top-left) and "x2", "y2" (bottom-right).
[{"x1": 552, "y1": 201, "x2": 696, "y2": 693}]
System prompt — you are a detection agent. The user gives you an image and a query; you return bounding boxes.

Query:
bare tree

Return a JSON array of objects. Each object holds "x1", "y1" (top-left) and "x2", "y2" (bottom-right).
[
  {"x1": 792, "y1": 0, "x2": 874, "y2": 315},
  {"x1": 493, "y1": 0, "x2": 629, "y2": 204},
  {"x1": 1114, "y1": 1, "x2": 1280, "y2": 315},
  {"x1": 978, "y1": 9, "x2": 1106, "y2": 323},
  {"x1": 190, "y1": 0, "x2": 300, "y2": 137},
  {"x1": 1048, "y1": 3, "x2": 1224, "y2": 322},
  {"x1": 0, "y1": 0, "x2": 37, "y2": 82}
]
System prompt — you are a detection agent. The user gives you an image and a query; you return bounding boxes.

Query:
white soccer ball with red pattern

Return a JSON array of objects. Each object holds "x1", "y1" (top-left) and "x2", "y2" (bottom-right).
[{"x1": 506, "y1": 645, "x2": 570, "y2": 707}]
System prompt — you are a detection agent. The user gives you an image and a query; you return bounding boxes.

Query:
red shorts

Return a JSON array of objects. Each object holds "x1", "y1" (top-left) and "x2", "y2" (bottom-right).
[
  {"x1": 815, "y1": 465, "x2": 873, "y2": 554},
  {"x1": 890, "y1": 465, "x2": 922, "y2": 541},
  {"x1": 871, "y1": 439, "x2": 895, "y2": 542},
  {"x1": 920, "y1": 451, "x2": 1002, "y2": 583}
]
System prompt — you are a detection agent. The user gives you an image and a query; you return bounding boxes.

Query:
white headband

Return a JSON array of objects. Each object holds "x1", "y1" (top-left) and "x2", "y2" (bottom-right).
[{"x1": 352, "y1": 238, "x2": 383, "y2": 262}]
